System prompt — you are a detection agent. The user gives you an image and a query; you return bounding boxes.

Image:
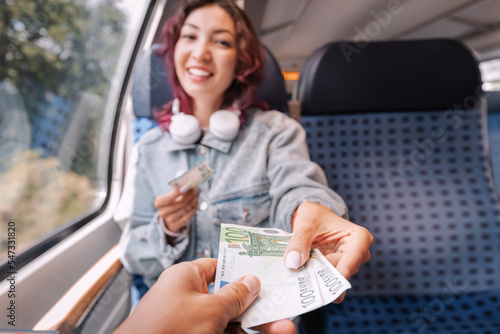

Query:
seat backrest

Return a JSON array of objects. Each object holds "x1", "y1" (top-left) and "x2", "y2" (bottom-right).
[
  {"x1": 296, "y1": 39, "x2": 500, "y2": 296},
  {"x1": 487, "y1": 91, "x2": 500, "y2": 191},
  {"x1": 131, "y1": 43, "x2": 287, "y2": 119}
]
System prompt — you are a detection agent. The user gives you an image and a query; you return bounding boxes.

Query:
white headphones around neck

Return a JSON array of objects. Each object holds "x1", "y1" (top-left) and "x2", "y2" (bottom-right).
[{"x1": 169, "y1": 98, "x2": 241, "y2": 145}]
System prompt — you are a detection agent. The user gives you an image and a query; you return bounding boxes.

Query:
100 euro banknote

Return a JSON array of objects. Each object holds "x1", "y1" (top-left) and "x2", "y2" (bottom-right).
[{"x1": 214, "y1": 224, "x2": 351, "y2": 328}]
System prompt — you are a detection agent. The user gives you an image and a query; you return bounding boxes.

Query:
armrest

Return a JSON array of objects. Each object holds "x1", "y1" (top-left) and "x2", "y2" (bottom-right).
[{"x1": 34, "y1": 244, "x2": 122, "y2": 333}]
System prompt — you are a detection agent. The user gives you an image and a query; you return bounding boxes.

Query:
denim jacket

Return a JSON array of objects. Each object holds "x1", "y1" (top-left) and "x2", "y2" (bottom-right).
[{"x1": 117, "y1": 109, "x2": 347, "y2": 287}]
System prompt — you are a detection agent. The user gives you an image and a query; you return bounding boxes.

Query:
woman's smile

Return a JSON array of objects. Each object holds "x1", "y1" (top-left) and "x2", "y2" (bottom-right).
[
  {"x1": 187, "y1": 67, "x2": 211, "y2": 77},
  {"x1": 186, "y1": 66, "x2": 213, "y2": 81}
]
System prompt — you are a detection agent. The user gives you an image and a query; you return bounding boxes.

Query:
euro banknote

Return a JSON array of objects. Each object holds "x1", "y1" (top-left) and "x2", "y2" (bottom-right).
[
  {"x1": 214, "y1": 224, "x2": 351, "y2": 328},
  {"x1": 168, "y1": 162, "x2": 214, "y2": 190}
]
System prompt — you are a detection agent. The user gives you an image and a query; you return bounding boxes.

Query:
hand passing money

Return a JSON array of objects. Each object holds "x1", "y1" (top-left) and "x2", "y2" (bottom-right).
[{"x1": 214, "y1": 224, "x2": 351, "y2": 328}]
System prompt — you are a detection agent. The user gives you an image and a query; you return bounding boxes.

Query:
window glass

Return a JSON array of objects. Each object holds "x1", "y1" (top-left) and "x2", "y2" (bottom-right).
[
  {"x1": 480, "y1": 58, "x2": 500, "y2": 91},
  {"x1": 0, "y1": 0, "x2": 147, "y2": 260}
]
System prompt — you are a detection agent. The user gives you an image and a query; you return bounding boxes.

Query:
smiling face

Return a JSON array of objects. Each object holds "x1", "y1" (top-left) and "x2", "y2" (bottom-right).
[{"x1": 174, "y1": 4, "x2": 238, "y2": 108}]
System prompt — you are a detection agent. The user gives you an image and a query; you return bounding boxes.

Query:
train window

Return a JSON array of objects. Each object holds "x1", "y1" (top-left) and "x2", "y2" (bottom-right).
[
  {"x1": 0, "y1": 0, "x2": 147, "y2": 268},
  {"x1": 480, "y1": 58, "x2": 500, "y2": 91}
]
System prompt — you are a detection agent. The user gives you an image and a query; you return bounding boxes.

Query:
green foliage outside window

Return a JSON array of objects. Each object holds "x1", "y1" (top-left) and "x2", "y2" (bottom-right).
[{"x1": 0, "y1": 0, "x2": 129, "y2": 258}]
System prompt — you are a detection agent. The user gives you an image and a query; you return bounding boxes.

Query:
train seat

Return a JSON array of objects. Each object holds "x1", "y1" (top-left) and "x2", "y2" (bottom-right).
[
  {"x1": 295, "y1": 39, "x2": 500, "y2": 334},
  {"x1": 487, "y1": 90, "x2": 500, "y2": 192}
]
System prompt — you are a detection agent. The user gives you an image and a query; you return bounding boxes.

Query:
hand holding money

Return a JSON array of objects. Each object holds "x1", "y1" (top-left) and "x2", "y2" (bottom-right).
[
  {"x1": 154, "y1": 163, "x2": 214, "y2": 238},
  {"x1": 114, "y1": 258, "x2": 295, "y2": 334},
  {"x1": 154, "y1": 187, "x2": 200, "y2": 237},
  {"x1": 285, "y1": 201, "x2": 373, "y2": 303},
  {"x1": 214, "y1": 224, "x2": 352, "y2": 328}
]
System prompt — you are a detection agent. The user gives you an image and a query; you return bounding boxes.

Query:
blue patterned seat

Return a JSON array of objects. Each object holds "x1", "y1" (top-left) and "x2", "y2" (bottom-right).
[
  {"x1": 295, "y1": 40, "x2": 500, "y2": 334},
  {"x1": 303, "y1": 292, "x2": 500, "y2": 334},
  {"x1": 132, "y1": 117, "x2": 156, "y2": 143}
]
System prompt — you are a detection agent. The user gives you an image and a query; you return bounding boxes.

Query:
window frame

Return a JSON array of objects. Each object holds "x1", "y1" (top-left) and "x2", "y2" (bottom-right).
[{"x1": 0, "y1": 0, "x2": 159, "y2": 282}]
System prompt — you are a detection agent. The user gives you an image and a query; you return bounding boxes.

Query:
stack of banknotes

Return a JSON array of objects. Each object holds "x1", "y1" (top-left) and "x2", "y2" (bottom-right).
[{"x1": 214, "y1": 224, "x2": 351, "y2": 328}]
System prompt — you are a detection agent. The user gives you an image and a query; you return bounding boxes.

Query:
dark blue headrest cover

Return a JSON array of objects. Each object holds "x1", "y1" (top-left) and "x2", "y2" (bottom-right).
[
  {"x1": 487, "y1": 91, "x2": 500, "y2": 115},
  {"x1": 295, "y1": 39, "x2": 483, "y2": 115},
  {"x1": 131, "y1": 44, "x2": 287, "y2": 118}
]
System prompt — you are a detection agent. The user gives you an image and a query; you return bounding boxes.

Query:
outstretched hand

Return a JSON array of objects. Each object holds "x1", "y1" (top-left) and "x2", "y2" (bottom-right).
[{"x1": 284, "y1": 201, "x2": 373, "y2": 303}]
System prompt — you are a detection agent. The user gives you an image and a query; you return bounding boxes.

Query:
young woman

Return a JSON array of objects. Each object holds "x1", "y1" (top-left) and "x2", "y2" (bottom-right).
[{"x1": 118, "y1": 0, "x2": 373, "y2": 302}]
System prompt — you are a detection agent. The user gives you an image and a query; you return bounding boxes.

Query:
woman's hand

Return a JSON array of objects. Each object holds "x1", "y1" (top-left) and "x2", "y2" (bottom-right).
[
  {"x1": 154, "y1": 187, "x2": 200, "y2": 234},
  {"x1": 284, "y1": 201, "x2": 373, "y2": 303}
]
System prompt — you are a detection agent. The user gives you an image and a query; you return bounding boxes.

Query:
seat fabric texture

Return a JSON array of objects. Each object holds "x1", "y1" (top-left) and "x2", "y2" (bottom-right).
[
  {"x1": 296, "y1": 39, "x2": 500, "y2": 334},
  {"x1": 301, "y1": 111, "x2": 500, "y2": 334}
]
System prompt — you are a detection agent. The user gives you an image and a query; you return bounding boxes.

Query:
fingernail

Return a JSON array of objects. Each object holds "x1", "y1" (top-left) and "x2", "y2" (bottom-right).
[
  {"x1": 179, "y1": 185, "x2": 189, "y2": 194},
  {"x1": 285, "y1": 251, "x2": 301, "y2": 269},
  {"x1": 242, "y1": 275, "x2": 260, "y2": 295}
]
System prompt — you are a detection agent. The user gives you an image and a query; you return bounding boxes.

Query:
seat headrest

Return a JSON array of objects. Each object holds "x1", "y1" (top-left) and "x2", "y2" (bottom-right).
[
  {"x1": 487, "y1": 91, "x2": 500, "y2": 115},
  {"x1": 295, "y1": 39, "x2": 483, "y2": 115},
  {"x1": 131, "y1": 44, "x2": 287, "y2": 118}
]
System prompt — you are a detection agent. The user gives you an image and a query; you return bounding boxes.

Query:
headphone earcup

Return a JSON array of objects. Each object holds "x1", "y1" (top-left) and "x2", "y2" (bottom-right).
[
  {"x1": 169, "y1": 113, "x2": 201, "y2": 145},
  {"x1": 209, "y1": 110, "x2": 240, "y2": 141}
]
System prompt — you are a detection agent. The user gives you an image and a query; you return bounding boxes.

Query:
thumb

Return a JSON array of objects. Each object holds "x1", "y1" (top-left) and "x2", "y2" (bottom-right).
[
  {"x1": 215, "y1": 275, "x2": 261, "y2": 321},
  {"x1": 283, "y1": 202, "x2": 326, "y2": 270},
  {"x1": 284, "y1": 233, "x2": 313, "y2": 269}
]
